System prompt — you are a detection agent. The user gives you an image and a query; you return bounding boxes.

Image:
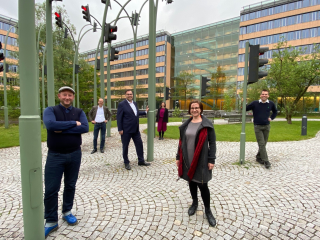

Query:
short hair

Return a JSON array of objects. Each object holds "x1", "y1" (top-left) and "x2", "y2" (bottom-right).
[
  {"x1": 98, "y1": 98, "x2": 104, "y2": 102},
  {"x1": 125, "y1": 89, "x2": 133, "y2": 94},
  {"x1": 188, "y1": 100, "x2": 203, "y2": 115},
  {"x1": 261, "y1": 89, "x2": 269, "y2": 94},
  {"x1": 160, "y1": 102, "x2": 166, "y2": 108}
]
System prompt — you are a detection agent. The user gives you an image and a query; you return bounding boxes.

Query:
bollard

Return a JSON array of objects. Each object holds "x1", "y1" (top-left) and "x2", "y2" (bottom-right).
[{"x1": 301, "y1": 114, "x2": 307, "y2": 136}]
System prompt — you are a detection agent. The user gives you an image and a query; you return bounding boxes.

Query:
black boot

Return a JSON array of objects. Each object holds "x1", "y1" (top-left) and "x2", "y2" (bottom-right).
[
  {"x1": 188, "y1": 201, "x2": 198, "y2": 216},
  {"x1": 205, "y1": 207, "x2": 216, "y2": 227},
  {"x1": 161, "y1": 132, "x2": 164, "y2": 140}
]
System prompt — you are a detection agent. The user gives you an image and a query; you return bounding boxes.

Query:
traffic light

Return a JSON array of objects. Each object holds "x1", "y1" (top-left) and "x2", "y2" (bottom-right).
[
  {"x1": 55, "y1": 12, "x2": 63, "y2": 28},
  {"x1": 81, "y1": 5, "x2": 91, "y2": 23},
  {"x1": 165, "y1": 87, "x2": 171, "y2": 100},
  {"x1": 110, "y1": 47, "x2": 119, "y2": 61},
  {"x1": 93, "y1": 22, "x2": 97, "y2": 32},
  {"x1": 96, "y1": 59, "x2": 100, "y2": 70},
  {"x1": 248, "y1": 44, "x2": 269, "y2": 85},
  {"x1": 0, "y1": 42, "x2": 5, "y2": 73},
  {"x1": 104, "y1": 23, "x2": 117, "y2": 43},
  {"x1": 75, "y1": 64, "x2": 80, "y2": 74},
  {"x1": 201, "y1": 76, "x2": 210, "y2": 97},
  {"x1": 64, "y1": 28, "x2": 68, "y2": 38},
  {"x1": 131, "y1": 12, "x2": 139, "y2": 26}
]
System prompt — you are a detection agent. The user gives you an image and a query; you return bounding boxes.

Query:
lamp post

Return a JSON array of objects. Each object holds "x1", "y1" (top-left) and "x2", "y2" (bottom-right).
[
  {"x1": 19, "y1": 0, "x2": 44, "y2": 238},
  {"x1": 2, "y1": 25, "x2": 16, "y2": 129},
  {"x1": 36, "y1": 24, "x2": 45, "y2": 116},
  {"x1": 42, "y1": 45, "x2": 47, "y2": 128}
]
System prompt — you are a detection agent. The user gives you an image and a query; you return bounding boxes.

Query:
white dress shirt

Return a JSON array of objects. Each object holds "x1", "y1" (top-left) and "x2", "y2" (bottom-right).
[
  {"x1": 127, "y1": 100, "x2": 137, "y2": 116},
  {"x1": 94, "y1": 106, "x2": 106, "y2": 122}
]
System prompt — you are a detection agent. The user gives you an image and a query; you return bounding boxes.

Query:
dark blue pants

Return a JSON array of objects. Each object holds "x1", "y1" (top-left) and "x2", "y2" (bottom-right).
[
  {"x1": 93, "y1": 122, "x2": 106, "y2": 150},
  {"x1": 121, "y1": 131, "x2": 144, "y2": 164},
  {"x1": 44, "y1": 149, "x2": 82, "y2": 223}
]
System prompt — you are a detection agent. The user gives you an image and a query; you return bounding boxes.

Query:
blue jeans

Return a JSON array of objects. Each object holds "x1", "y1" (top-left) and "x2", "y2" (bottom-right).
[
  {"x1": 44, "y1": 149, "x2": 81, "y2": 223},
  {"x1": 93, "y1": 122, "x2": 106, "y2": 150}
]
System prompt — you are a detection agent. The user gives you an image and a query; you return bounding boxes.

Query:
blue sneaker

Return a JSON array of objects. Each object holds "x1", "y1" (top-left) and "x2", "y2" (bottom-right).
[
  {"x1": 45, "y1": 224, "x2": 58, "y2": 238},
  {"x1": 62, "y1": 213, "x2": 78, "y2": 225}
]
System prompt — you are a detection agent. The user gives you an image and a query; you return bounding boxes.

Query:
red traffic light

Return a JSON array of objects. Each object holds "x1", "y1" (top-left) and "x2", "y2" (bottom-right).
[
  {"x1": 81, "y1": 6, "x2": 87, "y2": 11},
  {"x1": 55, "y1": 12, "x2": 60, "y2": 18}
]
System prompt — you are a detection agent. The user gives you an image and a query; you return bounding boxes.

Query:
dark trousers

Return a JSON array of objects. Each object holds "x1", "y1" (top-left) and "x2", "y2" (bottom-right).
[
  {"x1": 254, "y1": 124, "x2": 270, "y2": 162},
  {"x1": 189, "y1": 182, "x2": 211, "y2": 208},
  {"x1": 44, "y1": 149, "x2": 82, "y2": 223},
  {"x1": 93, "y1": 122, "x2": 106, "y2": 150},
  {"x1": 121, "y1": 131, "x2": 144, "y2": 164}
]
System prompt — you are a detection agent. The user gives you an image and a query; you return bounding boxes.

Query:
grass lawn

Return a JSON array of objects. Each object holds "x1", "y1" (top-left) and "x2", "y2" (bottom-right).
[
  {"x1": 0, "y1": 118, "x2": 183, "y2": 148},
  {"x1": 144, "y1": 121, "x2": 320, "y2": 142}
]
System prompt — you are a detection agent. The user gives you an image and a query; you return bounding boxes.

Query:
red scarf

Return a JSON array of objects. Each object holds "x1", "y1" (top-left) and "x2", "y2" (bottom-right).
[{"x1": 178, "y1": 127, "x2": 208, "y2": 180}]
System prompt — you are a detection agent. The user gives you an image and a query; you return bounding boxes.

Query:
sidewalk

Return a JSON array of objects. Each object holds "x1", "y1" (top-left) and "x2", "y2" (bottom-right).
[{"x1": 0, "y1": 124, "x2": 320, "y2": 239}]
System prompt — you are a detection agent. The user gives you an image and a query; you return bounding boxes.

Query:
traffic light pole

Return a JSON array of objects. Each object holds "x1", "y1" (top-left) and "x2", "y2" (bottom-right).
[
  {"x1": 147, "y1": 0, "x2": 159, "y2": 162},
  {"x1": 239, "y1": 41, "x2": 250, "y2": 164},
  {"x1": 3, "y1": 25, "x2": 15, "y2": 129},
  {"x1": 42, "y1": 45, "x2": 47, "y2": 128},
  {"x1": 46, "y1": 0, "x2": 55, "y2": 107},
  {"x1": 36, "y1": 24, "x2": 45, "y2": 116},
  {"x1": 19, "y1": 0, "x2": 44, "y2": 239}
]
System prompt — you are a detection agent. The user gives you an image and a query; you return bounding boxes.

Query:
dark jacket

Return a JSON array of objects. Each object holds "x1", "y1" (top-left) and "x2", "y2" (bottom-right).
[
  {"x1": 156, "y1": 108, "x2": 169, "y2": 123},
  {"x1": 117, "y1": 100, "x2": 146, "y2": 133},
  {"x1": 176, "y1": 116, "x2": 216, "y2": 183},
  {"x1": 88, "y1": 105, "x2": 112, "y2": 122}
]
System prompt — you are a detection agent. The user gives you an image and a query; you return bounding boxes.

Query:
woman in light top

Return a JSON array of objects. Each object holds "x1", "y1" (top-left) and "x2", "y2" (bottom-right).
[{"x1": 176, "y1": 100, "x2": 216, "y2": 227}]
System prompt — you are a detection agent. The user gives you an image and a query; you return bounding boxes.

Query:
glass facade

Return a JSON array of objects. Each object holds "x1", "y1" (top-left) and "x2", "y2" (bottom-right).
[
  {"x1": 241, "y1": 0, "x2": 320, "y2": 22},
  {"x1": 172, "y1": 17, "x2": 240, "y2": 88}
]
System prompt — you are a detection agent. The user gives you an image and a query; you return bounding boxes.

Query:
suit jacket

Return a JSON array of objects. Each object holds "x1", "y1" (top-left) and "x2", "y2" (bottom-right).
[
  {"x1": 117, "y1": 100, "x2": 146, "y2": 133},
  {"x1": 88, "y1": 106, "x2": 112, "y2": 122}
]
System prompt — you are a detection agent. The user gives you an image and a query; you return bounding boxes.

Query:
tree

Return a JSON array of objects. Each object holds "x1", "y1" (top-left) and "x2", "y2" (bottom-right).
[
  {"x1": 223, "y1": 87, "x2": 236, "y2": 112},
  {"x1": 266, "y1": 41, "x2": 320, "y2": 124},
  {"x1": 136, "y1": 85, "x2": 147, "y2": 103},
  {"x1": 172, "y1": 71, "x2": 196, "y2": 110},
  {"x1": 208, "y1": 65, "x2": 227, "y2": 109}
]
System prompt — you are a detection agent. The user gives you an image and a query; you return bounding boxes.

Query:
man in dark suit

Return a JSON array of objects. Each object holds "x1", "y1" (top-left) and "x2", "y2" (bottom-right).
[{"x1": 117, "y1": 90, "x2": 151, "y2": 170}]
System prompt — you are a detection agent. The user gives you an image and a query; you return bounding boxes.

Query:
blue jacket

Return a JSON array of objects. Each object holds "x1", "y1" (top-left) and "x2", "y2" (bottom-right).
[{"x1": 117, "y1": 100, "x2": 146, "y2": 133}]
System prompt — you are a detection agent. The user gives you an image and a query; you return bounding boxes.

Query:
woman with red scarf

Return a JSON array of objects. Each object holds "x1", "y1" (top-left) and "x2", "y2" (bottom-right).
[
  {"x1": 156, "y1": 102, "x2": 169, "y2": 140},
  {"x1": 176, "y1": 100, "x2": 216, "y2": 227}
]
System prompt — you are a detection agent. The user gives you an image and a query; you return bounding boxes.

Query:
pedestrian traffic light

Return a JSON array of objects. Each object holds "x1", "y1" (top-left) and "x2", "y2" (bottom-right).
[
  {"x1": 201, "y1": 76, "x2": 210, "y2": 97},
  {"x1": 248, "y1": 44, "x2": 269, "y2": 85},
  {"x1": 96, "y1": 59, "x2": 100, "y2": 70},
  {"x1": 165, "y1": 87, "x2": 171, "y2": 100},
  {"x1": 104, "y1": 23, "x2": 117, "y2": 43},
  {"x1": 75, "y1": 64, "x2": 80, "y2": 74},
  {"x1": 131, "y1": 12, "x2": 139, "y2": 26},
  {"x1": 0, "y1": 42, "x2": 5, "y2": 73},
  {"x1": 55, "y1": 12, "x2": 63, "y2": 28},
  {"x1": 44, "y1": 65, "x2": 47, "y2": 75},
  {"x1": 110, "y1": 47, "x2": 119, "y2": 61},
  {"x1": 81, "y1": 5, "x2": 91, "y2": 23}
]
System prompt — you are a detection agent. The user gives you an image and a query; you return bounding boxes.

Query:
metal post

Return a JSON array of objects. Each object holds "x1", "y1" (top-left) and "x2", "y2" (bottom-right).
[
  {"x1": 147, "y1": 0, "x2": 159, "y2": 162},
  {"x1": 94, "y1": 37, "x2": 102, "y2": 106},
  {"x1": 18, "y1": 0, "x2": 44, "y2": 239},
  {"x1": 72, "y1": 44, "x2": 77, "y2": 107},
  {"x1": 3, "y1": 25, "x2": 15, "y2": 129},
  {"x1": 46, "y1": 0, "x2": 55, "y2": 106},
  {"x1": 36, "y1": 25, "x2": 44, "y2": 116},
  {"x1": 42, "y1": 45, "x2": 46, "y2": 128},
  {"x1": 106, "y1": 43, "x2": 112, "y2": 137},
  {"x1": 301, "y1": 114, "x2": 307, "y2": 135},
  {"x1": 239, "y1": 42, "x2": 250, "y2": 164}
]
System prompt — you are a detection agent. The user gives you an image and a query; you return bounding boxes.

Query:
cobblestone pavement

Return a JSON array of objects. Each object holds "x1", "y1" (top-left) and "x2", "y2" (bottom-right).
[{"x1": 1, "y1": 123, "x2": 320, "y2": 240}]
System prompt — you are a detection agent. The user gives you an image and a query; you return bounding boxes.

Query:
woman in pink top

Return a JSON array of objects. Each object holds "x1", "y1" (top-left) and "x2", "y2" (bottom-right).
[{"x1": 156, "y1": 102, "x2": 169, "y2": 140}]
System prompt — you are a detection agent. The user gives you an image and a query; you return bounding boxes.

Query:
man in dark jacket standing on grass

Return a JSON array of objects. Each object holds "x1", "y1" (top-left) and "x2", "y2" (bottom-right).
[
  {"x1": 246, "y1": 89, "x2": 277, "y2": 169},
  {"x1": 88, "y1": 98, "x2": 112, "y2": 153},
  {"x1": 43, "y1": 86, "x2": 89, "y2": 238}
]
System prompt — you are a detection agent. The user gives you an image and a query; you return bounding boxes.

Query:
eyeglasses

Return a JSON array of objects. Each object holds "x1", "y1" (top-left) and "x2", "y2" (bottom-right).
[{"x1": 191, "y1": 107, "x2": 200, "y2": 110}]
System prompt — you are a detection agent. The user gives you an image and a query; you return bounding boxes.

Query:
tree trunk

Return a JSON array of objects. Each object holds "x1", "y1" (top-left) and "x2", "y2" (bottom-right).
[{"x1": 287, "y1": 114, "x2": 292, "y2": 124}]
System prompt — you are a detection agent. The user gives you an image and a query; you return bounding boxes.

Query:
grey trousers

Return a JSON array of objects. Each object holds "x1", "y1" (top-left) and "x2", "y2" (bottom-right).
[{"x1": 254, "y1": 124, "x2": 270, "y2": 162}]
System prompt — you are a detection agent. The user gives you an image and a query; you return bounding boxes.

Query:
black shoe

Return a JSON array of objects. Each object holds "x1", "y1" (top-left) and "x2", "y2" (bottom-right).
[
  {"x1": 188, "y1": 202, "x2": 198, "y2": 216},
  {"x1": 159, "y1": 136, "x2": 161, "y2": 140},
  {"x1": 138, "y1": 161, "x2": 150, "y2": 166},
  {"x1": 205, "y1": 207, "x2": 216, "y2": 227},
  {"x1": 264, "y1": 161, "x2": 271, "y2": 169},
  {"x1": 91, "y1": 149, "x2": 97, "y2": 154},
  {"x1": 100, "y1": 149, "x2": 104, "y2": 153},
  {"x1": 256, "y1": 157, "x2": 264, "y2": 164},
  {"x1": 125, "y1": 163, "x2": 131, "y2": 170}
]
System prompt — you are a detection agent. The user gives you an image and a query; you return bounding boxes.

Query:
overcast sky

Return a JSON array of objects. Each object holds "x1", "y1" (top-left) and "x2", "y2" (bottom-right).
[{"x1": 2, "y1": 0, "x2": 260, "y2": 53}]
